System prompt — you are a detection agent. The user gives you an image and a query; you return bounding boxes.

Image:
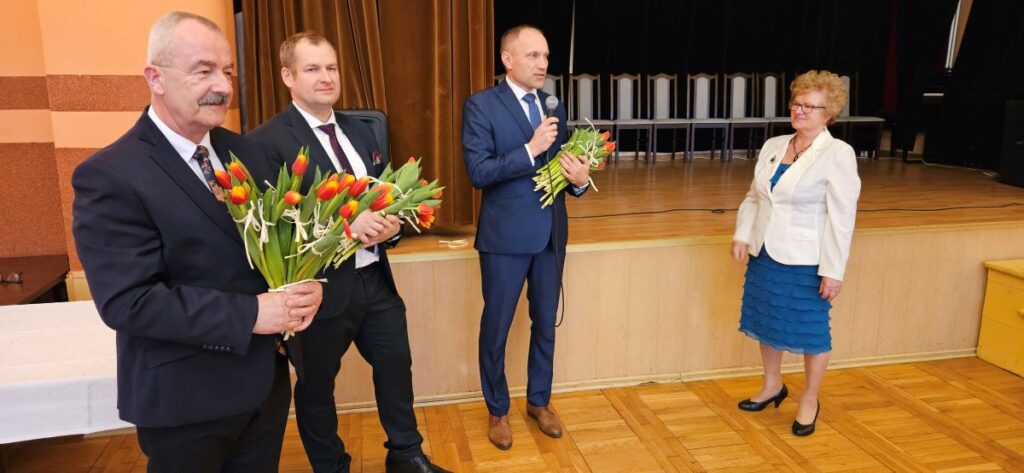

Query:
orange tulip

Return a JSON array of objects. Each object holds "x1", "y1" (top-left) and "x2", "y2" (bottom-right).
[
  {"x1": 432, "y1": 189, "x2": 443, "y2": 199},
  {"x1": 417, "y1": 203, "x2": 434, "y2": 217},
  {"x1": 600, "y1": 131, "x2": 610, "y2": 141},
  {"x1": 349, "y1": 176, "x2": 370, "y2": 198},
  {"x1": 595, "y1": 160, "x2": 607, "y2": 171},
  {"x1": 419, "y1": 179, "x2": 428, "y2": 186},
  {"x1": 214, "y1": 169, "x2": 232, "y2": 189},
  {"x1": 418, "y1": 214, "x2": 436, "y2": 229},
  {"x1": 604, "y1": 141, "x2": 616, "y2": 152},
  {"x1": 316, "y1": 180, "x2": 340, "y2": 201},
  {"x1": 408, "y1": 156, "x2": 416, "y2": 164},
  {"x1": 338, "y1": 200, "x2": 358, "y2": 219},
  {"x1": 339, "y1": 173, "x2": 356, "y2": 191},
  {"x1": 370, "y1": 191, "x2": 394, "y2": 212},
  {"x1": 229, "y1": 186, "x2": 248, "y2": 205},
  {"x1": 292, "y1": 153, "x2": 309, "y2": 176},
  {"x1": 283, "y1": 190, "x2": 302, "y2": 206},
  {"x1": 328, "y1": 173, "x2": 340, "y2": 183},
  {"x1": 228, "y1": 162, "x2": 247, "y2": 182}
]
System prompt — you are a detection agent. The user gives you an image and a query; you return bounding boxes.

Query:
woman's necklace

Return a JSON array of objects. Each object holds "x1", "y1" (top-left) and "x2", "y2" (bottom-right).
[{"x1": 790, "y1": 136, "x2": 813, "y2": 161}]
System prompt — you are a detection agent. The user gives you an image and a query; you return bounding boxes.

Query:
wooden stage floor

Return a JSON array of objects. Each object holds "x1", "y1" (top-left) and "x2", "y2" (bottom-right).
[
  {"x1": 5, "y1": 357, "x2": 1023, "y2": 472},
  {"x1": 390, "y1": 158, "x2": 1024, "y2": 258}
]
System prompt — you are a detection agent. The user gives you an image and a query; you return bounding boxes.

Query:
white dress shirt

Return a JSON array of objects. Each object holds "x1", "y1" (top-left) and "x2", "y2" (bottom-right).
[
  {"x1": 147, "y1": 106, "x2": 224, "y2": 183},
  {"x1": 293, "y1": 102, "x2": 379, "y2": 268},
  {"x1": 505, "y1": 79, "x2": 588, "y2": 191}
]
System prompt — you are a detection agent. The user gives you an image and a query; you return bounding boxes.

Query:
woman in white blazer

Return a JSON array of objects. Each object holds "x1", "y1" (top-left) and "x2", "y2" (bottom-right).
[{"x1": 731, "y1": 70, "x2": 861, "y2": 437}]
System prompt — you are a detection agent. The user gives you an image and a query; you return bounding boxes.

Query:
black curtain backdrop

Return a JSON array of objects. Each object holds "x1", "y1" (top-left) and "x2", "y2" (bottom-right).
[
  {"x1": 497, "y1": 0, "x2": 895, "y2": 119},
  {"x1": 927, "y1": 1, "x2": 1024, "y2": 169}
]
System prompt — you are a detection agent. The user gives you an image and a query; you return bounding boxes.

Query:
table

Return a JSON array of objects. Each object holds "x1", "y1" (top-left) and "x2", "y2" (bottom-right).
[
  {"x1": 0, "y1": 255, "x2": 69, "y2": 306},
  {"x1": 0, "y1": 301, "x2": 129, "y2": 445},
  {"x1": 977, "y1": 260, "x2": 1024, "y2": 376}
]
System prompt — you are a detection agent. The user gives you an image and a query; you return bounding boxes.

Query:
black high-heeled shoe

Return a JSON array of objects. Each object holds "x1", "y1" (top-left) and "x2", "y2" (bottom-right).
[
  {"x1": 792, "y1": 401, "x2": 820, "y2": 436},
  {"x1": 737, "y1": 384, "x2": 788, "y2": 412}
]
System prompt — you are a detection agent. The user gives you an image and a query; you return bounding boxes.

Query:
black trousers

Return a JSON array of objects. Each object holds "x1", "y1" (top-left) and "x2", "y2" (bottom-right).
[
  {"x1": 136, "y1": 354, "x2": 291, "y2": 473},
  {"x1": 295, "y1": 263, "x2": 423, "y2": 473}
]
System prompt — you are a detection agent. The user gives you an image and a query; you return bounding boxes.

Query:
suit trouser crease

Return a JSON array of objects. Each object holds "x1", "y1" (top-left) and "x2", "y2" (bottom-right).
[
  {"x1": 479, "y1": 241, "x2": 562, "y2": 416},
  {"x1": 294, "y1": 264, "x2": 423, "y2": 473}
]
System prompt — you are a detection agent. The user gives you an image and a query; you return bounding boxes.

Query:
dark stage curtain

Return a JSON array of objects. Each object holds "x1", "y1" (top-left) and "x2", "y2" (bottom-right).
[
  {"x1": 926, "y1": 1, "x2": 1024, "y2": 169},
  {"x1": 497, "y1": 0, "x2": 895, "y2": 119}
]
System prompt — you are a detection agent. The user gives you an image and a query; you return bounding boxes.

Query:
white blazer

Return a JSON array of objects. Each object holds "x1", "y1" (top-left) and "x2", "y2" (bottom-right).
[{"x1": 733, "y1": 129, "x2": 861, "y2": 281}]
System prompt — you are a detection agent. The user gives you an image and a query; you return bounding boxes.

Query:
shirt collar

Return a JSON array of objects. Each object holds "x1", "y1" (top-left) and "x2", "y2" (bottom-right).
[
  {"x1": 293, "y1": 101, "x2": 338, "y2": 130},
  {"x1": 505, "y1": 77, "x2": 538, "y2": 103},
  {"x1": 147, "y1": 106, "x2": 213, "y2": 161}
]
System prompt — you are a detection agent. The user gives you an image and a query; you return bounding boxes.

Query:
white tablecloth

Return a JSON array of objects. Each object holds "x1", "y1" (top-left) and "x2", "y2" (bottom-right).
[{"x1": 0, "y1": 301, "x2": 131, "y2": 444}]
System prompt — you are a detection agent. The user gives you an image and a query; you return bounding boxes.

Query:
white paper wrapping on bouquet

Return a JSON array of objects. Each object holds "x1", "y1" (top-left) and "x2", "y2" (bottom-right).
[{"x1": 0, "y1": 301, "x2": 130, "y2": 444}]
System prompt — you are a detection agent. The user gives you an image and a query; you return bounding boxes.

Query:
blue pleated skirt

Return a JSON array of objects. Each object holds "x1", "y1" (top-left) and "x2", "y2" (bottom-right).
[{"x1": 738, "y1": 248, "x2": 832, "y2": 354}]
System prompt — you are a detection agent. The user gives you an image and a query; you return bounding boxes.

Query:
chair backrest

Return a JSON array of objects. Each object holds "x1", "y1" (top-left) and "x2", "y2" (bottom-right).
[
  {"x1": 839, "y1": 74, "x2": 852, "y2": 117},
  {"x1": 686, "y1": 73, "x2": 718, "y2": 119},
  {"x1": 338, "y1": 109, "x2": 391, "y2": 164},
  {"x1": 494, "y1": 73, "x2": 505, "y2": 85},
  {"x1": 725, "y1": 73, "x2": 755, "y2": 118},
  {"x1": 569, "y1": 73, "x2": 602, "y2": 121},
  {"x1": 647, "y1": 73, "x2": 677, "y2": 119},
  {"x1": 757, "y1": 72, "x2": 786, "y2": 118},
  {"x1": 542, "y1": 74, "x2": 563, "y2": 102},
  {"x1": 610, "y1": 73, "x2": 642, "y2": 120}
]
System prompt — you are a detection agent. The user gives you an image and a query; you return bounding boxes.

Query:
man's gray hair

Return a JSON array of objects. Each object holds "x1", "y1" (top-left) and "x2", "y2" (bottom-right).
[{"x1": 147, "y1": 11, "x2": 222, "y2": 65}]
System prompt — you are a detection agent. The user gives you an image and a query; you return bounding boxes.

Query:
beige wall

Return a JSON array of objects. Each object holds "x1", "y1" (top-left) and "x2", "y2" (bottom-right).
[{"x1": 0, "y1": 0, "x2": 239, "y2": 266}]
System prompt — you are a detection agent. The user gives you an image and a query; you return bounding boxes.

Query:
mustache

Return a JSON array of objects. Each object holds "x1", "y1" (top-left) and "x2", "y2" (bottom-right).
[{"x1": 198, "y1": 93, "x2": 229, "y2": 106}]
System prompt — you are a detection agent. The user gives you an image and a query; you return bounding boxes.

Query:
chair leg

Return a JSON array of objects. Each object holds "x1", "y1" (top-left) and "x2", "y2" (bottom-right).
[
  {"x1": 614, "y1": 128, "x2": 621, "y2": 163},
  {"x1": 727, "y1": 126, "x2": 735, "y2": 161},
  {"x1": 669, "y1": 129, "x2": 677, "y2": 160}
]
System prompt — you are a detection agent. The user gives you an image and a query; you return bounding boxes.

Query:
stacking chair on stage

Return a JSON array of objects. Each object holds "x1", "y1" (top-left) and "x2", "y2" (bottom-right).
[
  {"x1": 835, "y1": 73, "x2": 884, "y2": 158},
  {"x1": 542, "y1": 74, "x2": 564, "y2": 104},
  {"x1": 648, "y1": 73, "x2": 691, "y2": 161},
  {"x1": 568, "y1": 73, "x2": 615, "y2": 145},
  {"x1": 725, "y1": 73, "x2": 768, "y2": 160},
  {"x1": 610, "y1": 73, "x2": 653, "y2": 162},
  {"x1": 686, "y1": 73, "x2": 729, "y2": 160},
  {"x1": 759, "y1": 72, "x2": 790, "y2": 137},
  {"x1": 494, "y1": 73, "x2": 505, "y2": 85}
]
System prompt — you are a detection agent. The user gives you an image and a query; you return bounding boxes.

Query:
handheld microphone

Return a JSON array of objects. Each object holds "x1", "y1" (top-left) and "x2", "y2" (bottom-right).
[{"x1": 543, "y1": 96, "x2": 559, "y2": 165}]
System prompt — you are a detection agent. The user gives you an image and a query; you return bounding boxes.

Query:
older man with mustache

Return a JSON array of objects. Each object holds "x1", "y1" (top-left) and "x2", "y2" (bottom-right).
[{"x1": 71, "y1": 11, "x2": 322, "y2": 472}]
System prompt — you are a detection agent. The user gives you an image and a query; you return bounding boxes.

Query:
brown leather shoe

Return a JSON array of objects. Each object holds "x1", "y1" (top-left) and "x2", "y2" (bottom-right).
[
  {"x1": 488, "y1": 415, "x2": 513, "y2": 450},
  {"x1": 526, "y1": 403, "x2": 563, "y2": 438}
]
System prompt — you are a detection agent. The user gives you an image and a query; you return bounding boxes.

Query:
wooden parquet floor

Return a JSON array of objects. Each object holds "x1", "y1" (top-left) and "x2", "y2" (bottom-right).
[{"x1": 4, "y1": 357, "x2": 1023, "y2": 472}]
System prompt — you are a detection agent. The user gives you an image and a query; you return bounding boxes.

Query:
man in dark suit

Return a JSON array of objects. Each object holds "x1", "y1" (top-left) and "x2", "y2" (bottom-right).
[
  {"x1": 249, "y1": 32, "x2": 448, "y2": 473},
  {"x1": 71, "y1": 12, "x2": 323, "y2": 472},
  {"x1": 462, "y1": 25, "x2": 591, "y2": 450}
]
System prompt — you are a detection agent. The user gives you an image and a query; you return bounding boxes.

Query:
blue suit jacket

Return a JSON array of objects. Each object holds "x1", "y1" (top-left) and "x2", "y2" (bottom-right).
[
  {"x1": 462, "y1": 80, "x2": 585, "y2": 254},
  {"x1": 72, "y1": 110, "x2": 278, "y2": 427}
]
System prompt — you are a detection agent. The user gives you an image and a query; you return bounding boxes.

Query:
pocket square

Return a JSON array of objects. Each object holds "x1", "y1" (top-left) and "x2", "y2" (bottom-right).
[{"x1": 371, "y1": 150, "x2": 383, "y2": 165}]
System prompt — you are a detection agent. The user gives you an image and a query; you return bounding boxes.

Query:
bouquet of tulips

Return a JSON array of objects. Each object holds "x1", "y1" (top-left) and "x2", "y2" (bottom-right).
[
  {"x1": 216, "y1": 149, "x2": 443, "y2": 335},
  {"x1": 532, "y1": 120, "x2": 616, "y2": 208}
]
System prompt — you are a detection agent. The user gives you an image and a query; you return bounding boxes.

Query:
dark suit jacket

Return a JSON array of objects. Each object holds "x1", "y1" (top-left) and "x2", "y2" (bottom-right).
[
  {"x1": 248, "y1": 103, "x2": 398, "y2": 320},
  {"x1": 462, "y1": 80, "x2": 585, "y2": 255},
  {"x1": 72, "y1": 110, "x2": 278, "y2": 428}
]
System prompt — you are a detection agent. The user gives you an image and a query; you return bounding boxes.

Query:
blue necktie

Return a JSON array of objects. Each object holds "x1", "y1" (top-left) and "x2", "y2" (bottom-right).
[{"x1": 522, "y1": 93, "x2": 541, "y2": 129}]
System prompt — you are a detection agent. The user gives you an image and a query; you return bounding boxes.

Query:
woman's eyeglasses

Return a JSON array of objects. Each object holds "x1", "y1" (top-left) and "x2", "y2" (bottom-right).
[
  {"x1": 1, "y1": 272, "x2": 23, "y2": 284},
  {"x1": 790, "y1": 102, "x2": 827, "y2": 113}
]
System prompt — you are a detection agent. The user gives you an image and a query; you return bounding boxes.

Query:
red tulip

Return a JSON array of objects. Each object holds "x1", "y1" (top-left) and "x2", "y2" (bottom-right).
[
  {"x1": 419, "y1": 179, "x2": 428, "y2": 186},
  {"x1": 370, "y1": 191, "x2": 394, "y2": 212},
  {"x1": 328, "y1": 173, "x2": 340, "y2": 183},
  {"x1": 229, "y1": 186, "x2": 248, "y2": 205},
  {"x1": 338, "y1": 200, "x2": 358, "y2": 219},
  {"x1": 228, "y1": 162, "x2": 247, "y2": 182},
  {"x1": 283, "y1": 191, "x2": 302, "y2": 206},
  {"x1": 343, "y1": 219, "x2": 353, "y2": 239},
  {"x1": 214, "y1": 169, "x2": 232, "y2": 189},
  {"x1": 417, "y1": 203, "x2": 434, "y2": 217},
  {"x1": 604, "y1": 141, "x2": 616, "y2": 152},
  {"x1": 316, "y1": 180, "x2": 340, "y2": 201},
  {"x1": 292, "y1": 153, "x2": 308, "y2": 176},
  {"x1": 418, "y1": 214, "x2": 436, "y2": 229},
  {"x1": 432, "y1": 189, "x2": 443, "y2": 199},
  {"x1": 408, "y1": 156, "x2": 416, "y2": 164},
  {"x1": 349, "y1": 176, "x2": 370, "y2": 198}
]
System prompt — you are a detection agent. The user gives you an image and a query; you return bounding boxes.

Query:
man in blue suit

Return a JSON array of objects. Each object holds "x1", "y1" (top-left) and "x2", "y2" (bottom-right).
[{"x1": 462, "y1": 25, "x2": 591, "y2": 450}]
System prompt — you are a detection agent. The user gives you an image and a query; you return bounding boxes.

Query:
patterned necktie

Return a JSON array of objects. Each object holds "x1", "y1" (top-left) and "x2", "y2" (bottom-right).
[
  {"x1": 193, "y1": 145, "x2": 224, "y2": 202},
  {"x1": 316, "y1": 123, "x2": 355, "y2": 174},
  {"x1": 522, "y1": 93, "x2": 541, "y2": 129}
]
